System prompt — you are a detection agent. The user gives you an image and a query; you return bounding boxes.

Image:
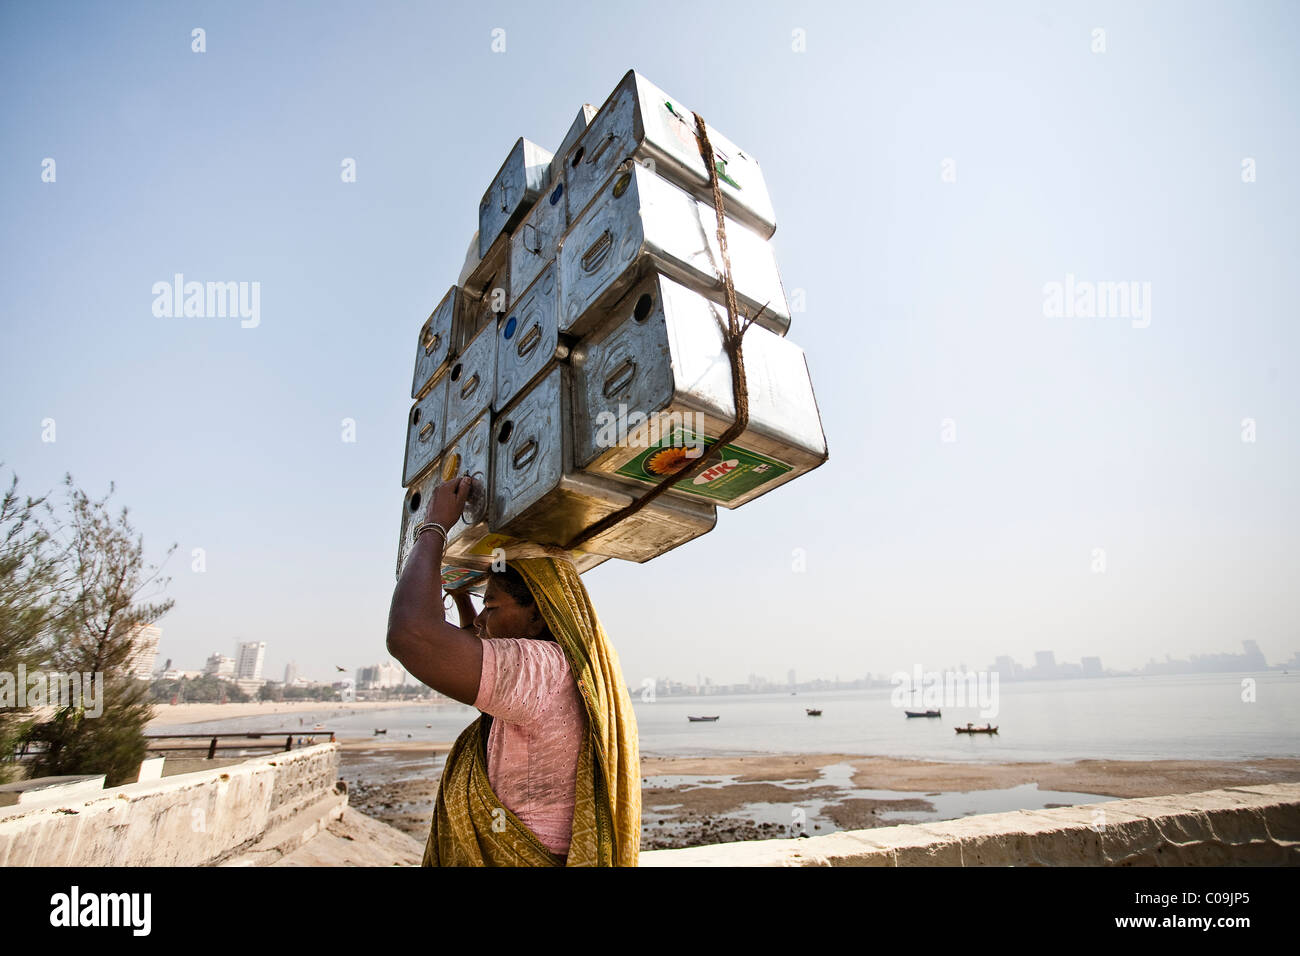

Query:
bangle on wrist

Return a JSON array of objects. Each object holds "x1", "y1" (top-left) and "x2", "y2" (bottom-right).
[{"x1": 415, "y1": 521, "x2": 449, "y2": 546}]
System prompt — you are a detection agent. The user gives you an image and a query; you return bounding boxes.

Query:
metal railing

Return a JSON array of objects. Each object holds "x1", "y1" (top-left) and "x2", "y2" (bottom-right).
[{"x1": 143, "y1": 731, "x2": 337, "y2": 760}]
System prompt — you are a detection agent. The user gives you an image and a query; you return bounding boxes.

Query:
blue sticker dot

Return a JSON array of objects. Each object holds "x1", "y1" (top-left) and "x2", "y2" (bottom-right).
[
  {"x1": 550, "y1": 183, "x2": 564, "y2": 205},
  {"x1": 503, "y1": 316, "x2": 517, "y2": 339}
]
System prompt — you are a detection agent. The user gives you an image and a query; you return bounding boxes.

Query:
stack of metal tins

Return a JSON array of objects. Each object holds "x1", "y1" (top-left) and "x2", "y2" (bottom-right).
[{"x1": 398, "y1": 70, "x2": 828, "y2": 594}]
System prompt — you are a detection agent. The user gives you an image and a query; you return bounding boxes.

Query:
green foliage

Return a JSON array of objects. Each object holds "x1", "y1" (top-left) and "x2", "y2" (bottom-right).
[
  {"x1": 0, "y1": 468, "x2": 63, "y2": 784},
  {"x1": 282, "y1": 685, "x2": 340, "y2": 701},
  {"x1": 148, "y1": 675, "x2": 248, "y2": 704},
  {"x1": 24, "y1": 475, "x2": 176, "y2": 788}
]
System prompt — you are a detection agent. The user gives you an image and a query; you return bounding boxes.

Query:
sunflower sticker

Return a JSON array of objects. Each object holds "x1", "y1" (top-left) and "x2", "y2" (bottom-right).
[
  {"x1": 614, "y1": 424, "x2": 791, "y2": 503},
  {"x1": 645, "y1": 445, "x2": 700, "y2": 477}
]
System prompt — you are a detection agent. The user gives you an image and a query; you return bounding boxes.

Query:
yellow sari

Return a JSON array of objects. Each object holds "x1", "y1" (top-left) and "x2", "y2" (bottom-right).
[{"x1": 421, "y1": 555, "x2": 641, "y2": 866}]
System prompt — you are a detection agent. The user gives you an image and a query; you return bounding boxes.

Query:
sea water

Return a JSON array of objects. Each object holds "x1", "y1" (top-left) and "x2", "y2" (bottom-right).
[{"x1": 170, "y1": 672, "x2": 1299, "y2": 763}]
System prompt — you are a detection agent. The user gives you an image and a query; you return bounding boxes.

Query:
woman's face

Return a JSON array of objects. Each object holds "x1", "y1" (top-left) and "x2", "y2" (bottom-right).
[{"x1": 477, "y1": 577, "x2": 545, "y2": 641}]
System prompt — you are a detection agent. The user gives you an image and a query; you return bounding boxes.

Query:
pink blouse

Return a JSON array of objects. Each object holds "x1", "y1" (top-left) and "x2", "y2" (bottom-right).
[{"x1": 473, "y1": 637, "x2": 587, "y2": 857}]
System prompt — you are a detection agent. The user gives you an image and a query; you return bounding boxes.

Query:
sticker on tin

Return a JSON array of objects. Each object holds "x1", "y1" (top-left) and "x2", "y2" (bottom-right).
[
  {"x1": 661, "y1": 101, "x2": 741, "y2": 189},
  {"x1": 614, "y1": 424, "x2": 792, "y2": 503},
  {"x1": 441, "y1": 566, "x2": 485, "y2": 589}
]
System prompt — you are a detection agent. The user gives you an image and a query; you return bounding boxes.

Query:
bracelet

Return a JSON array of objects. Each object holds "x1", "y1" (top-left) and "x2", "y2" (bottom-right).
[{"x1": 415, "y1": 521, "x2": 449, "y2": 545}]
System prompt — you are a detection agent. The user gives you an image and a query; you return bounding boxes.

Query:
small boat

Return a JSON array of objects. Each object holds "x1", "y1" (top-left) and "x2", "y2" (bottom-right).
[
  {"x1": 374, "y1": 728, "x2": 387, "y2": 735},
  {"x1": 312, "y1": 723, "x2": 325, "y2": 730},
  {"x1": 687, "y1": 715, "x2": 720, "y2": 722},
  {"x1": 955, "y1": 722, "x2": 998, "y2": 734},
  {"x1": 806, "y1": 708, "x2": 822, "y2": 716},
  {"x1": 905, "y1": 709, "x2": 942, "y2": 718}
]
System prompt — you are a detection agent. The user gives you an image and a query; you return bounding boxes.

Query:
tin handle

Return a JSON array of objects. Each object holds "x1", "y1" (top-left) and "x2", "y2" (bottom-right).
[
  {"x1": 418, "y1": 423, "x2": 435, "y2": 443},
  {"x1": 462, "y1": 474, "x2": 488, "y2": 525},
  {"x1": 587, "y1": 132, "x2": 616, "y2": 167},
  {"x1": 602, "y1": 358, "x2": 637, "y2": 398},
  {"x1": 459, "y1": 373, "x2": 480, "y2": 400},
  {"x1": 523, "y1": 221, "x2": 540, "y2": 255},
  {"x1": 498, "y1": 180, "x2": 509, "y2": 213},
  {"x1": 516, "y1": 323, "x2": 541, "y2": 358},
  {"x1": 581, "y1": 230, "x2": 613, "y2": 274},
  {"x1": 422, "y1": 329, "x2": 440, "y2": 356},
  {"x1": 511, "y1": 438, "x2": 538, "y2": 470}
]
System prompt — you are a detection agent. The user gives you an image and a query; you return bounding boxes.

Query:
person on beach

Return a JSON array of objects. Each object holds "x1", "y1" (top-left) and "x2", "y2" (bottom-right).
[{"x1": 386, "y1": 475, "x2": 641, "y2": 866}]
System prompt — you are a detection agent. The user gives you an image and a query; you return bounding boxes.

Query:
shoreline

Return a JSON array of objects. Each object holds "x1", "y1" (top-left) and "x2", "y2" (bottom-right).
[
  {"x1": 336, "y1": 744, "x2": 1300, "y2": 850},
  {"x1": 143, "y1": 699, "x2": 437, "y2": 730}
]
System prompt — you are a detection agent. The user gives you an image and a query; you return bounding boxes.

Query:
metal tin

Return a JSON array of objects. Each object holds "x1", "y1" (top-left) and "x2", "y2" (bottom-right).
[
  {"x1": 401, "y1": 374, "x2": 449, "y2": 487},
  {"x1": 438, "y1": 530, "x2": 611, "y2": 577},
  {"x1": 496, "y1": 263, "x2": 569, "y2": 412},
  {"x1": 557, "y1": 161, "x2": 789, "y2": 340},
  {"x1": 510, "y1": 180, "x2": 567, "y2": 302},
  {"x1": 461, "y1": 233, "x2": 510, "y2": 355},
  {"x1": 412, "y1": 287, "x2": 467, "y2": 400},
  {"x1": 571, "y1": 271, "x2": 827, "y2": 509},
  {"x1": 436, "y1": 413, "x2": 495, "y2": 565},
  {"x1": 478, "y1": 138, "x2": 554, "y2": 259},
  {"x1": 443, "y1": 320, "x2": 497, "y2": 443},
  {"x1": 490, "y1": 365, "x2": 717, "y2": 560},
  {"x1": 456, "y1": 231, "x2": 482, "y2": 290},
  {"x1": 549, "y1": 104, "x2": 598, "y2": 187},
  {"x1": 395, "y1": 455, "x2": 495, "y2": 592},
  {"x1": 564, "y1": 70, "x2": 777, "y2": 240}
]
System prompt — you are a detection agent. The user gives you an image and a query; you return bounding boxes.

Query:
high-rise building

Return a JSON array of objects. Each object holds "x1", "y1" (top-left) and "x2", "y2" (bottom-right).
[
  {"x1": 236, "y1": 641, "x2": 266, "y2": 681},
  {"x1": 124, "y1": 624, "x2": 161, "y2": 681},
  {"x1": 1241, "y1": 640, "x2": 1267, "y2": 669},
  {"x1": 204, "y1": 653, "x2": 236, "y2": 678},
  {"x1": 1033, "y1": 650, "x2": 1058, "y2": 678},
  {"x1": 356, "y1": 661, "x2": 406, "y2": 689},
  {"x1": 284, "y1": 661, "x2": 297, "y2": 686},
  {"x1": 1081, "y1": 656, "x2": 1103, "y2": 677}
]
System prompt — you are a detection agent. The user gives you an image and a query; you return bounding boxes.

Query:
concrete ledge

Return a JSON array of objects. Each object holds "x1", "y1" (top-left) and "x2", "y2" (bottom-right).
[
  {"x1": 0, "y1": 774, "x2": 106, "y2": 808},
  {"x1": 0, "y1": 743, "x2": 342, "y2": 866},
  {"x1": 638, "y1": 782, "x2": 1300, "y2": 867}
]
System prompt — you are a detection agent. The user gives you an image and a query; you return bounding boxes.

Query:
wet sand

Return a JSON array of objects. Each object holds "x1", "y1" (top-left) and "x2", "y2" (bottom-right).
[
  {"x1": 337, "y1": 741, "x2": 1300, "y2": 851},
  {"x1": 638, "y1": 753, "x2": 1300, "y2": 798}
]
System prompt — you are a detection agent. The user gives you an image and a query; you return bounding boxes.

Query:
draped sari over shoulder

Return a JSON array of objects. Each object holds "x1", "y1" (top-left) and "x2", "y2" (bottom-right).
[{"x1": 421, "y1": 553, "x2": 641, "y2": 867}]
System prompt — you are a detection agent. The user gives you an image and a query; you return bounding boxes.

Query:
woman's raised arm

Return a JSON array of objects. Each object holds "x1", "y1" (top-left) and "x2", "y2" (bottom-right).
[{"x1": 386, "y1": 476, "x2": 484, "y2": 705}]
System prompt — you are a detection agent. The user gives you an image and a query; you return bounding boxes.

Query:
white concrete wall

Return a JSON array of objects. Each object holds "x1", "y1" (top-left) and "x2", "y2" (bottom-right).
[
  {"x1": 0, "y1": 743, "x2": 342, "y2": 867},
  {"x1": 639, "y1": 783, "x2": 1300, "y2": 866}
]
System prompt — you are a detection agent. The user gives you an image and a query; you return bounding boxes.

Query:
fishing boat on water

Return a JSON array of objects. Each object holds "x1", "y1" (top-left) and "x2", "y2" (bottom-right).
[
  {"x1": 687, "y1": 715, "x2": 720, "y2": 722},
  {"x1": 905, "y1": 709, "x2": 942, "y2": 718},
  {"x1": 955, "y1": 722, "x2": 998, "y2": 734},
  {"x1": 805, "y1": 708, "x2": 822, "y2": 716}
]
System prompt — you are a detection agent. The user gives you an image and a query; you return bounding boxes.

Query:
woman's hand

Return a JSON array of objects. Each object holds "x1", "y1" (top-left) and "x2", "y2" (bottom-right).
[
  {"x1": 446, "y1": 587, "x2": 479, "y2": 634},
  {"x1": 425, "y1": 475, "x2": 472, "y2": 531}
]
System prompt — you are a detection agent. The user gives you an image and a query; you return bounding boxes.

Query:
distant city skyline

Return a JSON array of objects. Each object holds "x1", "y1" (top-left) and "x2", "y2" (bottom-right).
[{"x1": 148, "y1": 635, "x2": 1291, "y2": 696}]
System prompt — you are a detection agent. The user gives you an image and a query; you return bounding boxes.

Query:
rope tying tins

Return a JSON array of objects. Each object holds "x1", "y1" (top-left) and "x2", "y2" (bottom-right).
[{"x1": 562, "y1": 111, "x2": 767, "y2": 551}]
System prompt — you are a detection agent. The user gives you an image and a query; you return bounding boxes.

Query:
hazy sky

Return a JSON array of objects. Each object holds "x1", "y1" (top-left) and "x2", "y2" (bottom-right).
[{"x1": 2, "y1": 0, "x2": 1296, "y2": 687}]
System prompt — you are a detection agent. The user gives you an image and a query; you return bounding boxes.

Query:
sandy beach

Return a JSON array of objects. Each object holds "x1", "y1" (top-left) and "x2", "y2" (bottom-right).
[
  {"x1": 335, "y1": 741, "x2": 1300, "y2": 850},
  {"x1": 144, "y1": 699, "x2": 435, "y2": 730}
]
